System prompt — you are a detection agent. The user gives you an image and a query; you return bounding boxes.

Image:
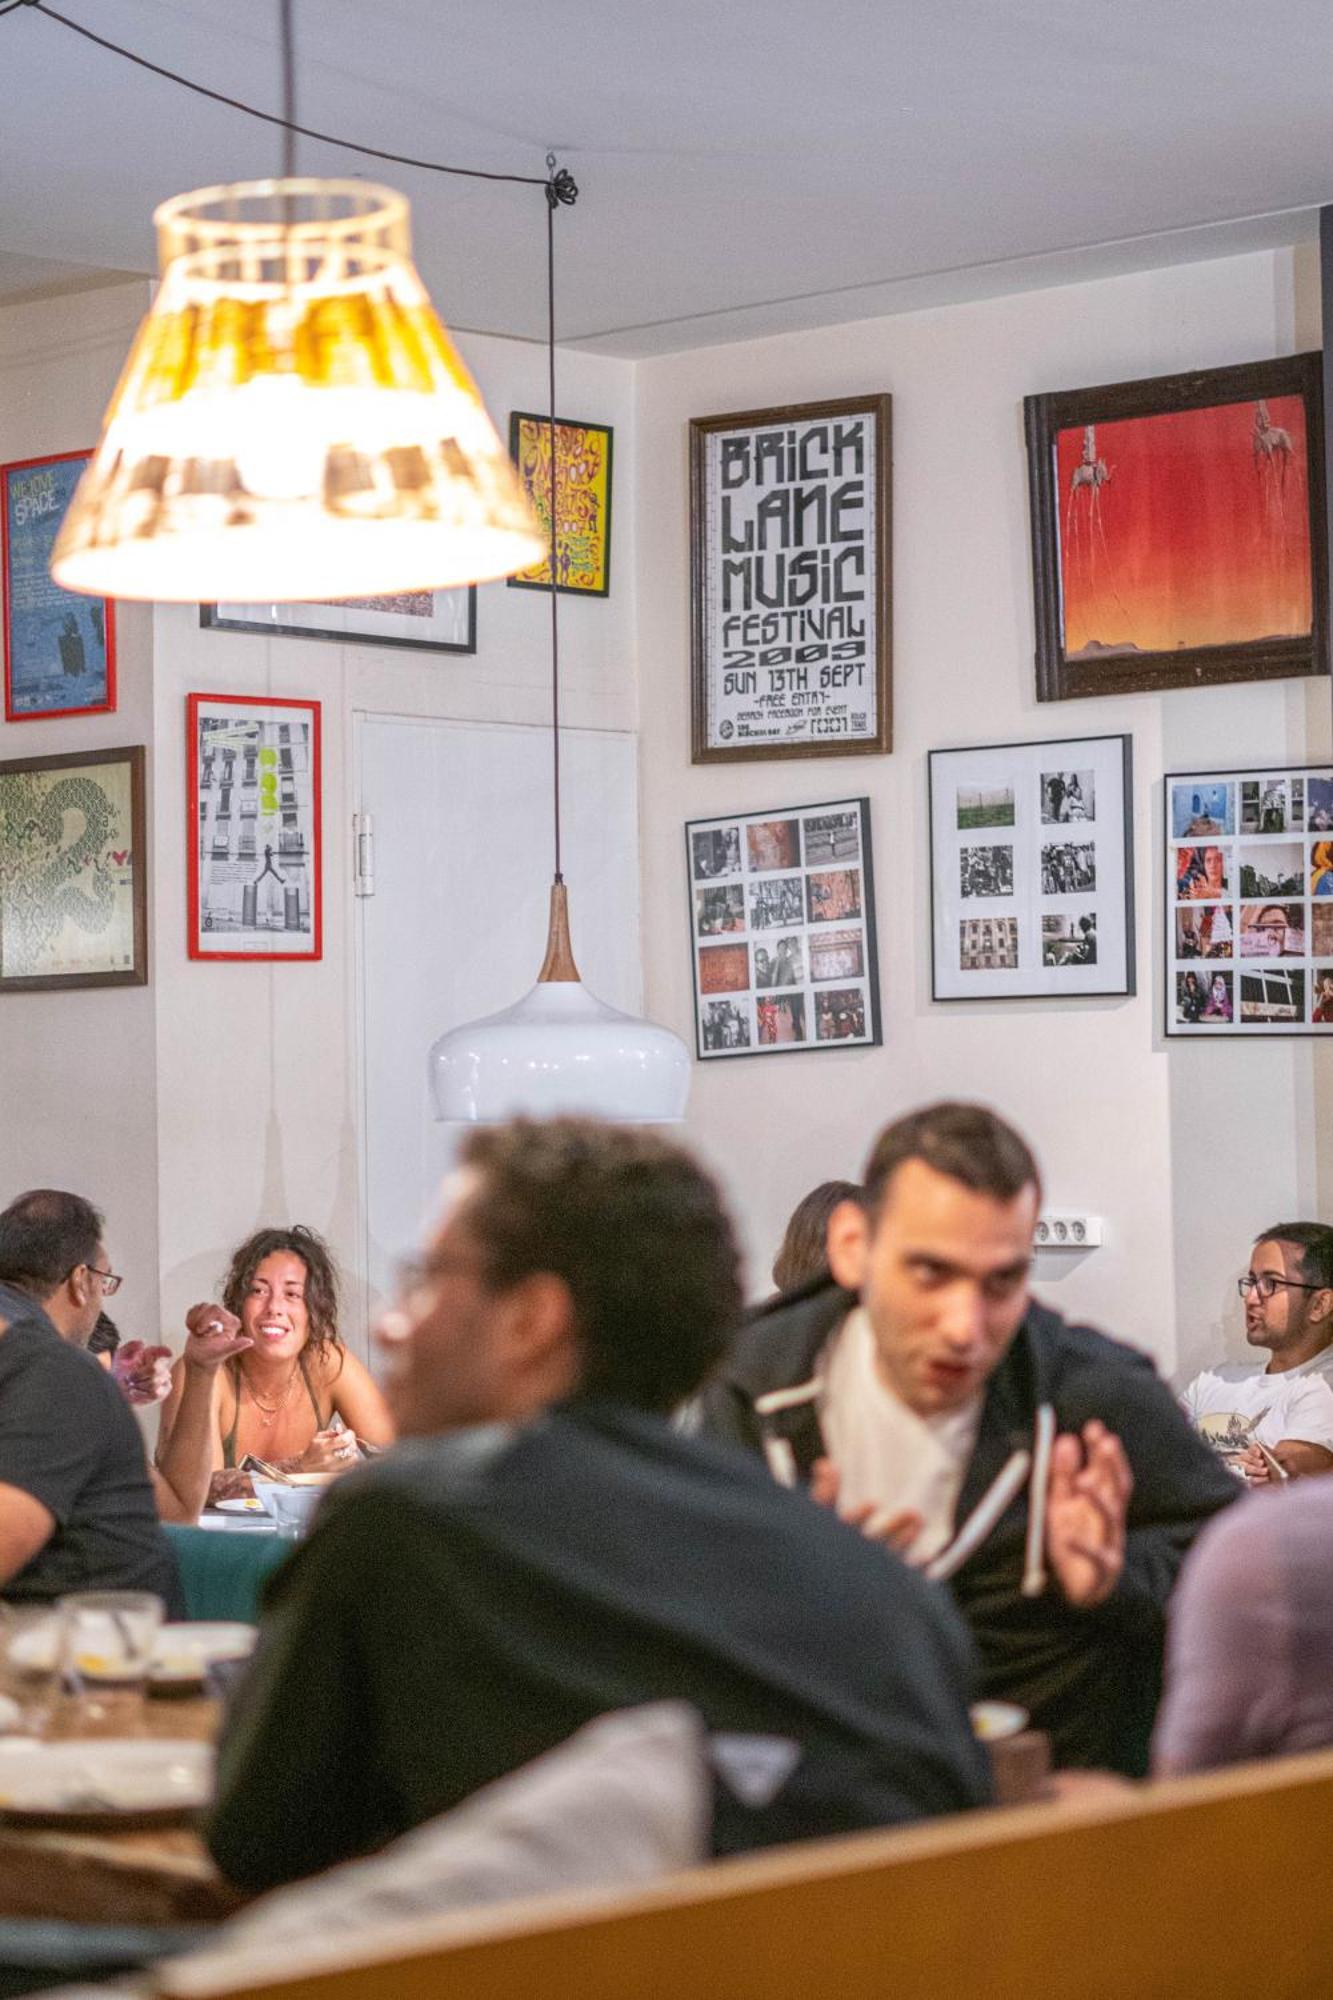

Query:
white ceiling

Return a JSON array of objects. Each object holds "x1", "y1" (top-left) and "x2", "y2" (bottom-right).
[{"x1": 1, "y1": 0, "x2": 1331, "y2": 357}]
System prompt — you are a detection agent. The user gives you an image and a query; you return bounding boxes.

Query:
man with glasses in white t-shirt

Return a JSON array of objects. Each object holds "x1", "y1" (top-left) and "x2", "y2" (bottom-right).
[{"x1": 1180, "y1": 1224, "x2": 1333, "y2": 1483}]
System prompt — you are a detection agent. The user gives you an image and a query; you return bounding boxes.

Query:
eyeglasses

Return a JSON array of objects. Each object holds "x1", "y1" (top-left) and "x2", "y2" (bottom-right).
[
  {"x1": 76, "y1": 1263, "x2": 123, "y2": 1297},
  {"x1": 1237, "y1": 1273, "x2": 1325, "y2": 1302}
]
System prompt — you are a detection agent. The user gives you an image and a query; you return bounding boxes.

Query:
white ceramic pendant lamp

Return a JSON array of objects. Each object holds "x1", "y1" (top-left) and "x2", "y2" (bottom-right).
[{"x1": 429, "y1": 171, "x2": 690, "y2": 1126}]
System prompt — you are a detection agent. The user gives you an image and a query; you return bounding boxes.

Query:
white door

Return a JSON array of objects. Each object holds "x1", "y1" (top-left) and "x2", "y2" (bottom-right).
[{"x1": 353, "y1": 713, "x2": 641, "y2": 1335}]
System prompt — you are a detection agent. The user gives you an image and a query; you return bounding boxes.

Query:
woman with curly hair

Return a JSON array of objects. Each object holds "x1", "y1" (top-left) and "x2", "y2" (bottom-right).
[{"x1": 156, "y1": 1225, "x2": 393, "y2": 1506}]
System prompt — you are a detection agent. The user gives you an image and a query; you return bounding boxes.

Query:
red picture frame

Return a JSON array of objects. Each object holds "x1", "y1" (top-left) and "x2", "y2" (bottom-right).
[
  {"x1": 2, "y1": 450, "x2": 116, "y2": 722},
  {"x1": 186, "y1": 692, "x2": 322, "y2": 963}
]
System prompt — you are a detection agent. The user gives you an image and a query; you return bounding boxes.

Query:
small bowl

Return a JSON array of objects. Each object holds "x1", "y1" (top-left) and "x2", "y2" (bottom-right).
[{"x1": 251, "y1": 1479, "x2": 324, "y2": 1537}]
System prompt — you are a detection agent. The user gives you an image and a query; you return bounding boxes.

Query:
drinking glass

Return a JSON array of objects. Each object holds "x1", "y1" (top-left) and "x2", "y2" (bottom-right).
[
  {"x1": 58, "y1": 1592, "x2": 164, "y2": 1732},
  {"x1": 0, "y1": 1602, "x2": 68, "y2": 1737}
]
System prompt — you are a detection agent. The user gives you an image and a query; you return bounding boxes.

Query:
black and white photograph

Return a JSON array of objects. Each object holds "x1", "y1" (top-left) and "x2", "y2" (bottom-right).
[
  {"x1": 691, "y1": 825, "x2": 741, "y2": 880},
  {"x1": 1167, "y1": 762, "x2": 1333, "y2": 1037},
  {"x1": 1040, "y1": 771, "x2": 1095, "y2": 824},
  {"x1": 960, "y1": 846, "x2": 1013, "y2": 899},
  {"x1": 749, "y1": 875, "x2": 806, "y2": 930},
  {"x1": 690, "y1": 396, "x2": 892, "y2": 761},
  {"x1": 701, "y1": 999, "x2": 751, "y2": 1051},
  {"x1": 1042, "y1": 912, "x2": 1097, "y2": 966},
  {"x1": 684, "y1": 796, "x2": 880, "y2": 1059},
  {"x1": 1041, "y1": 842, "x2": 1096, "y2": 895},
  {"x1": 930, "y1": 734, "x2": 1133, "y2": 1001},
  {"x1": 803, "y1": 809, "x2": 861, "y2": 863},
  {"x1": 695, "y1": 884, "x2": 746, "y2": 935},
  {"x1": 754, "y1": 935, "x2": 805, "y2": 988}
]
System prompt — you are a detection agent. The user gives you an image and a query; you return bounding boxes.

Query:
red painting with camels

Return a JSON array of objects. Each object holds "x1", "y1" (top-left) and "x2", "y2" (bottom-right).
[{"x1": 1056, "y1": 395, "x2": 1312, "y2": 661}]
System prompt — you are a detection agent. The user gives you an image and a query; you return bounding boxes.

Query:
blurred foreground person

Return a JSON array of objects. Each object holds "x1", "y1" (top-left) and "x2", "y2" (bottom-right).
[
  {"x1": 1154, "y1": 1481, "x2": 1333, "y2": 1773},
  {"x1": 704, "y1": 1102, "x2": 1238, "y2": 1776},
  {"x1": 209, "y1": 1120, "x2": 990, "y2": 1893}
]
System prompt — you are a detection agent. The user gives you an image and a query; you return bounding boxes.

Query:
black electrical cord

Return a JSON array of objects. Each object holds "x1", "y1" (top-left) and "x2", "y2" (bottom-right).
[{"x1": 8, "y1": 0, "x2": 559, "y2": 191}]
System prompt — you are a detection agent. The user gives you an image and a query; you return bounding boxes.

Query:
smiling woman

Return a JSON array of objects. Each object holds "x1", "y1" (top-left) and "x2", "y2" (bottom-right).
[{"x1": 155, "y1": 1225, "x2": 394, "y2": 1509}]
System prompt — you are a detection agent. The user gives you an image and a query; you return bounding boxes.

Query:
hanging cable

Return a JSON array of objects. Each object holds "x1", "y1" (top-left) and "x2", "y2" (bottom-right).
[{"x1": 7, "y1": 0, "x2": 554, "y2": 189}]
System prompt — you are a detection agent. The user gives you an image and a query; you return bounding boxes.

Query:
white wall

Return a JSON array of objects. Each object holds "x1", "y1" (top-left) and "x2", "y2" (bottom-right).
[
  {"x1": 0, "y1": 282, "x2": 162, "y2": 1344},
  {"x1": 634, "y1": 247, "x2": 1333, "y2": 1380},
  {"x1": 150, "y1": 330, "x2": 637, "y2": 1353}
]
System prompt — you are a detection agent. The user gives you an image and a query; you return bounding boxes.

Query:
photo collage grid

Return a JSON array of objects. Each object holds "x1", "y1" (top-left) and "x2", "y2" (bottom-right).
[
  {"x1": 1168, "y1": 767, "x2": 1333, "y2": 1034},
  {"x1": 687, "y1": 799, "x2": 879, "y2": 1058},
  {"x1": 930, "y1": 735, "x2": 1131, "y2": 1001}
]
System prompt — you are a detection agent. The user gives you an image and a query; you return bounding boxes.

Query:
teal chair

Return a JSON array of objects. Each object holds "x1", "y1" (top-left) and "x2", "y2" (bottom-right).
[{"x1": 164, "y1": 1525, "x2": 290, "y2": 1623}]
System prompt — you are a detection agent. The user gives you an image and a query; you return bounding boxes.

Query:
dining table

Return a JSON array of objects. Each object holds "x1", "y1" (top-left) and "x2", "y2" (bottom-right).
[{"x1": 0, "y1": 1681, "x2": 242, "y2": 1929}]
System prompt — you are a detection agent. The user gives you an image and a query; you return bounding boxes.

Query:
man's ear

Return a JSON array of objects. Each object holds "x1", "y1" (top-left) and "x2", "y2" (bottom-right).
[
  {"x1": 502, "y1": 1273, "x2": 581, "y2": 1391},
  {"x1": 64, "y1": 1267, "x2": 92, "y2": 1311},
  {"x1": 1311, "y1": 1285, "x2": 1333, "y2": 1329},
  {"x1": 826, "y1": 1199, "x2": 871, "y2": 1292}
]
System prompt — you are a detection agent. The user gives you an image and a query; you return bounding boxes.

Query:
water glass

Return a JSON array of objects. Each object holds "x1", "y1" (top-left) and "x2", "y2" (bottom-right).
[
  {"x1": 59, "y1": 1592, "x2": 163, "y2": 1729},
  {"x1": 0, "y1": 1602, "x2": 68, "y2": 1736}
]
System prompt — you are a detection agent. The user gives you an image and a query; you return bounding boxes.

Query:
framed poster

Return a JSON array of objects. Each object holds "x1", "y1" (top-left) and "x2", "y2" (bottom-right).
[
  {"x1": 689, "y1": 394, "x2": 892, "y2": 762},
  {"x1": 1165, "y1": 763, "x2": 1333, "y2": 1036},
  {"x1": 2, "y1": 451, "x2": 116, "y2": 720},
  {"x1": 187, "y1": 693, "x2": 322, "y2": 962},
  {"x1": 1024, "y1": 353, "x2": 1328, "y2": 701},
  {"x1": 928, "y1": 734, "x2": 1134, "y2": 1001},
  {"x1": 684, "y1": 796, "x2": 881, "y2": 1059},
  {"x1": 201, "y1": 587, "x2": 475, "y2": 655},
  {"x1": 506, "y1": 412, "x2": 612, "y2": 595},
  {"x1": 0, "y1": 746, "x2": 146, "y2": 990}
]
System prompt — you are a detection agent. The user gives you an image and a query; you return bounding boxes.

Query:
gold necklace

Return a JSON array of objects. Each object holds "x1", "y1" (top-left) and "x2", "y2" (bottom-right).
[{"x1": 243, "y1": 1362, "x2": 301, "y2": 1425}]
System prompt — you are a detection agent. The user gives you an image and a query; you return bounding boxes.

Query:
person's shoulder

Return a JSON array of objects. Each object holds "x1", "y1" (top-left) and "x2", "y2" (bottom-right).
[
  {"x1": 319, "y1": 1427, "x2": 517, "y2": 1522},
  {"x1": 722, "y1": 1278, "x2": 856, "y2": 1392},
  {"x1": 1182, "y1": 1361, "x2": 1260, "y2": 1392},
  {"x1": 1023, "y1": 1298, "x2": 1161, "y2": 1386}
]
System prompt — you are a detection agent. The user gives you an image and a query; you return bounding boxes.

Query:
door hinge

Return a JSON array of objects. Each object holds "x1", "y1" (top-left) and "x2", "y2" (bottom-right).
[{"x1": 353, "y1": 812, "x2": 375, "y2": 897}]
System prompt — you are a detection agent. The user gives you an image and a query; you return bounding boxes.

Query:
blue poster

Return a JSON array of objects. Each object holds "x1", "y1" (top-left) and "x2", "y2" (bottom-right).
[{"x1": 3, "y1": 456, "x2": 113, "y2": 718}]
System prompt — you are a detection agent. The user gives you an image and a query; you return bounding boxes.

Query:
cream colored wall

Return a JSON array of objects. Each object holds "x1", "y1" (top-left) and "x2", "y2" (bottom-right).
[
  {"x1": 634, "y1": 247, "x2": 1333, "y2": 1379},
  {"x1": 0, "y1": 282, "x2": 162, "y2": 1344}
]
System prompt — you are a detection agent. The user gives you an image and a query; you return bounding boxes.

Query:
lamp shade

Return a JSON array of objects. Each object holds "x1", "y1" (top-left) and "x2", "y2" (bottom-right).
[
  {"x1": 429, "y1": 885, "x2": 691, "y2": 1124},
  {"x1": 50, "y1": 179, "x2": 546, "y2": 603},
  {"x1": 429, "y1": 979, "x2": 691, "y2": 1124}
]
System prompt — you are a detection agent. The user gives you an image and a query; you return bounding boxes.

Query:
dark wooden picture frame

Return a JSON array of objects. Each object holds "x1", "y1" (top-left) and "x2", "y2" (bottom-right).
[
  {"x1": 506, "y1": 412, "x2": 613, "y2": 596},
  {"x1": 0, "y1": 744, "x2": 147, "y2": 991},
  {"x1": 200, "y1": 588, "x2": 476, "y2": 655},
  {"x1": 689, "y1": 394, "x2": 892, "y2": 763},
  {"x1": 1025, "y1": 353, "x2": 1328, "y2": 701}
]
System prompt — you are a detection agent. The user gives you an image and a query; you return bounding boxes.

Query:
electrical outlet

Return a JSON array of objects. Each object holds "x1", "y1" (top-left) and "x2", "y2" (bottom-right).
[{"x1": 1034, "y1": 1211, "x2": 1103, "y2": 1249}]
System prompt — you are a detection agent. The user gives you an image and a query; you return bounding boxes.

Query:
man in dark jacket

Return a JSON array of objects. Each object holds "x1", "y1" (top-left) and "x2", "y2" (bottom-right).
[
  {"x1": 702, "y1": 1102, "x2": 1238, "y2": 1777},
  {"x1": 208, "y1": 1119, "x2": 991, "y2": 1894}
]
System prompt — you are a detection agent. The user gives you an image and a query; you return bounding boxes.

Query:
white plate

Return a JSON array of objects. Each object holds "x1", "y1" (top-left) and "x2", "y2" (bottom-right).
[
  {"x1": 10, "y1": 1621, "x2": 257, "y2": 1685},
  {"x1": 214, "y1": 1498, "x2": 266, "y2": 1515},
  {"x1": 150, "y1": 1622, "x2": 257, "y2": 1688},
  {"x1": 0, "y1": 1739, "x2": 214, "y2": 1822},
  {"x1": 970, "y1": 1701, "x2": 1029, "y2": 1742}
]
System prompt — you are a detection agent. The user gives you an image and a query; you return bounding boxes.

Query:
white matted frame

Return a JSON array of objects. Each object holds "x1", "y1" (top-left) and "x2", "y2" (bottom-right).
[
  {"x1": 928, "y1": 734, "x2": 1134, "y2": 1001},
  {"x1": 684, "y1": 795, "x2": 881, "y2": 1058},
  {"x1": 1165, "y1": 761, "x2": 1333, "y2": 1037}
]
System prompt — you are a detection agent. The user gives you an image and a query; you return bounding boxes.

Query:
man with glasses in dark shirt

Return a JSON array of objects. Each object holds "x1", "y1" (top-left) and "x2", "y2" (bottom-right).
[
  {"x1": 1179, "y1": 1223, "x2": 1333, "y2": 1483},
  {"x1": 0, "y1": 1189, "x2": 180, "y2": 1607}
]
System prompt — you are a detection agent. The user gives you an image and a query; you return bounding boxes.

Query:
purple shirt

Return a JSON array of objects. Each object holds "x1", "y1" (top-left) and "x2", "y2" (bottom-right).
[{"x1": 1153, "y1": 1480, "x2": 1333, "y2": 1774}]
